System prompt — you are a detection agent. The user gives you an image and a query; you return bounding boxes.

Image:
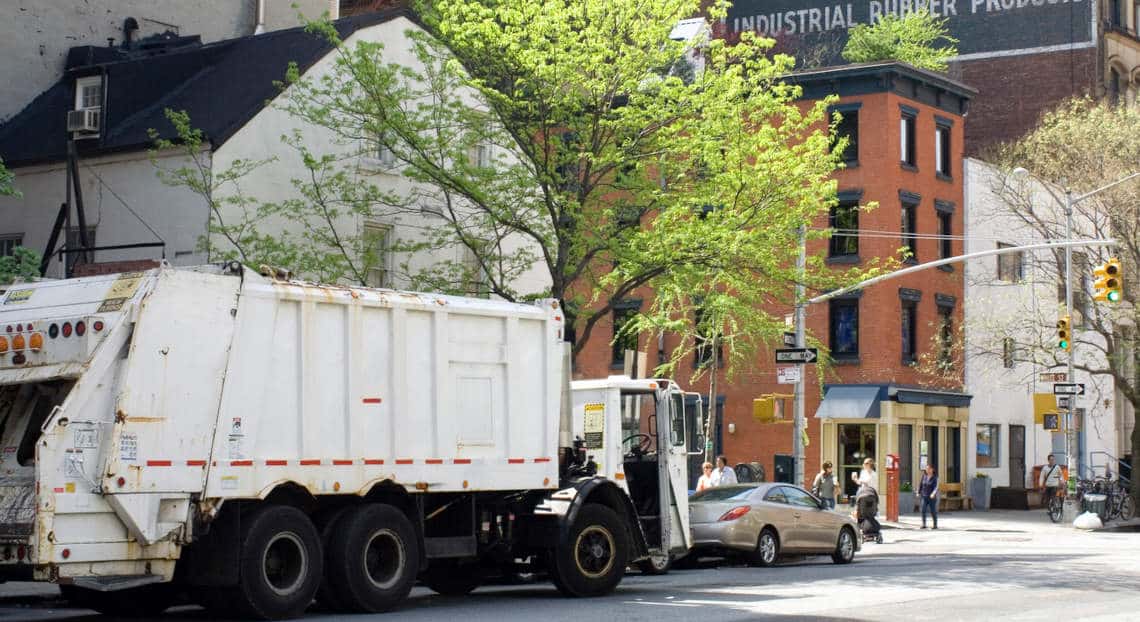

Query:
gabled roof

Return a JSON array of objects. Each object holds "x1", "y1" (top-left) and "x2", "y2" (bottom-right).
[{"x1": 0, "y1": 8, "x2": 412, "y2": 168}]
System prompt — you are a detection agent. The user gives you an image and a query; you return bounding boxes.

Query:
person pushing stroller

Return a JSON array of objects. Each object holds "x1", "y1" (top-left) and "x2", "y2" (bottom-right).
[{"x1": 852, "y1": 458, "x2": 883, "y2": 543}]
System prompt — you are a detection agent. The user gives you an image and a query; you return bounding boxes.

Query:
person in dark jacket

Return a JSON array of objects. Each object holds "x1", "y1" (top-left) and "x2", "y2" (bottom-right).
[{"x1": 919, "y1": 464, "x2": 939, "y2": 529}]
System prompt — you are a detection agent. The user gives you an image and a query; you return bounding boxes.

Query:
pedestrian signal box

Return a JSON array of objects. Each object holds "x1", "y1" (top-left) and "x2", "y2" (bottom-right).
[{"x1": 1043, "y1": 413, "x2": 1061, "y2": 431}]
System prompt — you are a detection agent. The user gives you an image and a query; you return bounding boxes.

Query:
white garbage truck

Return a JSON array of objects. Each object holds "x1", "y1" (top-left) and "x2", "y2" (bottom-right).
[{"x1": 0, "y1": 264, "x2": 694, "y2": 619}]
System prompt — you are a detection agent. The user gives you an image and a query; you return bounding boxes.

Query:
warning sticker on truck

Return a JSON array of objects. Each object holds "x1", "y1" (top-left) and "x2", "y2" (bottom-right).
[
  {"x1": 97, "y1": 273, "x2": 144, "y2": 313},
  {"x1": 119, "y1": 433, "x2": 138, "y2": 462},
  {"x1": 583, "y1": 402, "x2": 604, "y2": 450},
  {"x1": 2, "y1": 289, "x2": 33, "y2": 305}
]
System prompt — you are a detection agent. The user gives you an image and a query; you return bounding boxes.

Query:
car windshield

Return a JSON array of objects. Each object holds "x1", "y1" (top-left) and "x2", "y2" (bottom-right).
[{"x1": 691, "y1": 485, "x2": 757, "y2": 502}]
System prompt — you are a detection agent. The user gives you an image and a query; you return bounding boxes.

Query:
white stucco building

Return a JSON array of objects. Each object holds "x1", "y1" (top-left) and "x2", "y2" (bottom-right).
[
  {"x1": 963, "y1": 158, "x2": 1133, "y2": 491},
  {"x1": 0, "y1": 9, "x2": 550, "y2": 297}
]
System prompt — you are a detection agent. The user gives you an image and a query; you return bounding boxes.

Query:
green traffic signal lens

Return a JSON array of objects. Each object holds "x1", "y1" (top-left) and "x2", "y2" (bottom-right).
[
  {"x1": 1059, "y1": 340, "x2": 1068, "y2": 349},
  {"x1": 1107, "y1": 291, "x2": 1121, "y2": 302}
]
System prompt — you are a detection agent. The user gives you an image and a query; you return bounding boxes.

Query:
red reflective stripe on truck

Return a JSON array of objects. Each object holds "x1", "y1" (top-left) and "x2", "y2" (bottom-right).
[
  {"x1": 453, "y1": 459, "x2": 472, "y2": 464},
  {"x1": 508, "y1": 458, "x2": 525, "y2": 464},
  {"x1": 146, "y1": 460, "x2": 172, "y2": 467},
  {"x1": 299, "y1": 459, "x2": 321, "y2": 466},
  {"x1": 425, "y1": 459, "x2": 443, "y2": 464},
  {"x1": 395, "y1": 459, "x2": 413, "y2": 465},
  {"x1": 533, "y1": 457, "x2": 551, "y2": 463},
  {"x1": 186, "y1": 460, "x2": 207, "y2": 467},
  {"x1": 265, "y1": 460, "x2": 287, "y2": 466},
  {"x1": 362, "y1": 398, "x2": 382, "y2": 404},
  {"x1": 230, "y1": 460, "x2": 253, "y2": 467},
  {"x1": 332, "y1": 460, "x2": 353, "y2": 465},
  {"x1": 364, "y1": 459, "x2": 384, "y2": 465}
]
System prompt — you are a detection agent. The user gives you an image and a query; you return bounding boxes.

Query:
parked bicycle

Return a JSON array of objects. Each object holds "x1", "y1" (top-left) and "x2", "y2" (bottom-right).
[
  {"x1": 1076, "y1": 477, "x2": 1136, "y2": 523},
  {"x1": 1047, "y1": 486, "x2": 1065, "y2": 523}
]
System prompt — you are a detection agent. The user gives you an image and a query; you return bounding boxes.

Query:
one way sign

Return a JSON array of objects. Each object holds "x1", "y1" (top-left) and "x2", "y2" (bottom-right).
[
  {"x1": 1052, "y1": 383, "x2": 1085, "y2": 396},
  {"x1": 775, "y1": 348, "x2": 818, "y2": 364}
]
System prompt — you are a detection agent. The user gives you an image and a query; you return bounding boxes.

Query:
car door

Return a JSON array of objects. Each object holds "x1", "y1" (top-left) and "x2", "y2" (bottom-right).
[
  {"x1": 760, "y1": 486, "x2": 801, "y2": 550},
  {"x1": 781, "y1": 486, "x2": 830, "y2": 551}
]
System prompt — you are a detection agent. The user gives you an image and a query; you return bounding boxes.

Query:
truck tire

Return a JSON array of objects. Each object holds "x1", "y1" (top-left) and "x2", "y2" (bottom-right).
[
  {"x1": 423, "y1": 560, "x2": 481, "y2": 596},
  {"x1": 323, "y1": 503, "x2": 419, "y2": 613},
  {"x1": 314, "y1": 505, "x2": 353, "y2": 611},
  {"x1": 60, "y1": 583, "x2": 174, "y2": 617},
  {"x1": 232, "y1": 505, "x2": 323, "y2": 620},
  {"x1": 551, "y1": 503, "x2": 628, "y2": 597}
]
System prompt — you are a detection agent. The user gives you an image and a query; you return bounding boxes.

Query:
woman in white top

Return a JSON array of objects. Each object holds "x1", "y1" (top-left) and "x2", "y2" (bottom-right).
[
  {"x1": 696, "y1": 462, "x2": 716, "y2": 492},
  {"x1": 852, "y1": 458, "x2": 878, "y2": 495}
]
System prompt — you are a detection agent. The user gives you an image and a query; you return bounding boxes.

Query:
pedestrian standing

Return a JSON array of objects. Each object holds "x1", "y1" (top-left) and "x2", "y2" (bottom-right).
[
  {"x1": 696, "y1": 462, "x2": 716, "y2": 492},
  {"x1": 852, "y1": 458, "x2": 878, "y2": 495},
  {"x1": 812, "y1": 461, "x2": 839, "y2": 509},
  {"x1": 714, "y1": 455, "x2": 737, "y2": 487},
  {"x1": 919, "y1": 463, "x2": 939, "y2": 529}
]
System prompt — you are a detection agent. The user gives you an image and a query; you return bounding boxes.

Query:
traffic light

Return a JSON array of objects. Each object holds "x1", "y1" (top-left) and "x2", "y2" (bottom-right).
[
  {"x1": 1093, "y1": 258, "x2": 1123, "y2": 303},
  {"x1": 1056, "y1": 316, "x2": 1071, "y2": 350}
]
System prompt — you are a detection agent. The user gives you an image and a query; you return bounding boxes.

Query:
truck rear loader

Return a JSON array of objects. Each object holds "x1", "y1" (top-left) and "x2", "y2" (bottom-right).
[{"x1": 0, "y1": 265, "x2": 693, "y2": 619}]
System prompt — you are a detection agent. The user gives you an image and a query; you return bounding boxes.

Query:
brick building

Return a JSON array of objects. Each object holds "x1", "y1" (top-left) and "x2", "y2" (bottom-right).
[{"x1": 575, "y1": 62, "x2": 974, "y2": 496}]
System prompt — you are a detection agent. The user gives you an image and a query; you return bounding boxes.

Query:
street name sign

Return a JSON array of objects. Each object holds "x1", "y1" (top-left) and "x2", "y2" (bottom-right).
[
  {"x1": 1052, "y1": 383, "x2": 1085, "y2": 396},
  {"x1": 775, "y1": 348, "x2": 818, "y2": 364}
]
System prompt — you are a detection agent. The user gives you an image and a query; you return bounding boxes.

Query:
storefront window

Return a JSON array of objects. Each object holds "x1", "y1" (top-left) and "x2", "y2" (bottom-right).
[
  {"x1": 976, "y1": 424, "x2": 1000, "y2": 468},
  {"x1": 947, "y1": 426, "x2": 961, "y2": 482},
  {"x1": 838, "y1": 423, "x2": 876, "y2": 498}
]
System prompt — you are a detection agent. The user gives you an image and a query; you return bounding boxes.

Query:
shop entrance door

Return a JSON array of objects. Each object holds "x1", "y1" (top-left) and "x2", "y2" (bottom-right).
[
  {"x1": 1009, "y1": 425, "x2": 1026, "y2": 488},
  {"x1": 838, "y1": 423, "x2": 876, "y2": 499}
]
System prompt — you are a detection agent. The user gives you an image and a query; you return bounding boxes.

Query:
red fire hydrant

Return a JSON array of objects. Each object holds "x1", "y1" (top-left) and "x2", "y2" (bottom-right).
[{"x1": 885, "y1": 453, "x2": 900, "y2": 522}]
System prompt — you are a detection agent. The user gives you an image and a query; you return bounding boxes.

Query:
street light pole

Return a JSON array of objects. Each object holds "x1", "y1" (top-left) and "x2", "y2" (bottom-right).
[
  {"x1": 1063, "y1": 189, "x2": 1078, "y2": 523},
  {"x1": 793, "y1": 225, "x2": 806, "y2": 487}
]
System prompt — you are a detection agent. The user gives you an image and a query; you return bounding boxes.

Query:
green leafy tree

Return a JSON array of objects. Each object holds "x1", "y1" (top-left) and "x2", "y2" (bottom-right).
[
  {"x1": 282, "y1": 0, "x2": 880, "y2": 363},
  {"x1": 0, "y1": 247, "x2": 40, "y2": 287},
  {"x1": 842, "y1": 12, "x2": 958, "y2": 72},
  {"x1": 0, "y1": 158, "x2": 17, "y2": 198}
]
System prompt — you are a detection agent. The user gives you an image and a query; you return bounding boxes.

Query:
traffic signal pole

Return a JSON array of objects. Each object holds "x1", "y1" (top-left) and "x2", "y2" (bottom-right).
[
  {"x1": 1063, "y1": 190, "x2": 1079, "y2": 523},
  {"x1": 793, "y1": 225, "x2": 806, "y2": 487}
]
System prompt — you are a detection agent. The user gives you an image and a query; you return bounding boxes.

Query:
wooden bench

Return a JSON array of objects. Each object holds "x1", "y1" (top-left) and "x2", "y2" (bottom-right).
[{"x1": 939, "y1": 482, "x2": 971, "y2": 511}]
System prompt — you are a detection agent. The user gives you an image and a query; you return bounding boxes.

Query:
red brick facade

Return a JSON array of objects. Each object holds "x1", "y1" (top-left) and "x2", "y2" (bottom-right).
[
  {"x1": 573, "y1": 64, "x2": 970, "y2": 488},
  {"x1": 949, "y1": 48, "x2": 1097, "y2": 156}
]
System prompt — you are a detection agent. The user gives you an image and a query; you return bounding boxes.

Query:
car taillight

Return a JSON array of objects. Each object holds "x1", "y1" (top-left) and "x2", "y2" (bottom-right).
[{"x1": 718, "y1": 505, "x2": 752, "y2": 522}]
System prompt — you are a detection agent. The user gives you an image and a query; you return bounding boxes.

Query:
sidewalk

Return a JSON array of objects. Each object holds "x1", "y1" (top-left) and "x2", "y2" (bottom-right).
[{"x1": 884, "y1": 508, "x2": 1140, "y2": 533}]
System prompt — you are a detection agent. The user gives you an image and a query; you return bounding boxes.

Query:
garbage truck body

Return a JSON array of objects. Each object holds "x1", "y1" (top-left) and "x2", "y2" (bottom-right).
[{"x1": 0, "y1": 265, "x2": 691, "y2": 618}]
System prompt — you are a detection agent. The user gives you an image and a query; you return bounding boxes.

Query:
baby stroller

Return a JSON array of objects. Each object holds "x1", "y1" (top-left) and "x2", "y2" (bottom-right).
[{"x1": 855, "y1": 488, "x2": 884, "y2": 544}]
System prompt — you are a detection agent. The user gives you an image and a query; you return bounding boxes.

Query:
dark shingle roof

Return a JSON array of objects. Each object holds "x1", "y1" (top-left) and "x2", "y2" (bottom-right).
[{"x1": 0, "y1": 9, "x2": 411, "y2": 168}]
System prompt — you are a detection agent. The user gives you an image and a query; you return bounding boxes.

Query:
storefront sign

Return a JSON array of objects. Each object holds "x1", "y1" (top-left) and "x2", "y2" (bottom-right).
[{"x1": 723, "y1": 0, "x2": 1094, "y2": 62}]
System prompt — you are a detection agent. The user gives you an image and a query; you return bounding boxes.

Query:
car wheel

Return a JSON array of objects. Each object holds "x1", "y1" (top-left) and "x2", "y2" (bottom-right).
[
  {"x1": 748, "y1": 528, "x2": 779, "y2": 567},
  {"x1": 831, "y1": 527, "x2": 856, "y2": 564}
]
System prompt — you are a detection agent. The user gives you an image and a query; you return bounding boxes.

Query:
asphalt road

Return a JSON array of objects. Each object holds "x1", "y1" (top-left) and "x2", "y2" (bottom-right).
[{"x1": 3, "y1": 511, "x2": 1138, "y2": 622}]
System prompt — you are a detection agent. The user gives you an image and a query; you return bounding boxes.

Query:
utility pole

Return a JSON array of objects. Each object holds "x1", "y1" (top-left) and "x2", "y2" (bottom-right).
[{"x1": 793, "y1": 225, "x2": 806, "y2": 487}]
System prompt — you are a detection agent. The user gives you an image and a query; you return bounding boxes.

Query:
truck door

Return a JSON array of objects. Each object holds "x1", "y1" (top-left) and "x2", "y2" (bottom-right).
[{"x1": 660, "y1": 390, "x2": 691, "y2": 553}]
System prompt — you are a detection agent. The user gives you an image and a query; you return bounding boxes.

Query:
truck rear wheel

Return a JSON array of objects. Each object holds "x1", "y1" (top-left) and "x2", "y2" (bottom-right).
[
  {"x1": 60, "y1": 583, "x2": 174, "y2": 617},
  {"x1": 551, "y1": 503, "x2": 628, "y2": 597},
  {"x1": 232, "y1": 505, "x2": 323, "y2": 620},
  {"x1": 323, "y1": 503, "x2": 419, "y2": 613}
]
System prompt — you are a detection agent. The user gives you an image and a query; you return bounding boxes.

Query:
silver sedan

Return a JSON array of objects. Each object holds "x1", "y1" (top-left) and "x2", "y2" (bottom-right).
[{"x1": 687, "y1": 483, "x2": 859, "y2": 566}]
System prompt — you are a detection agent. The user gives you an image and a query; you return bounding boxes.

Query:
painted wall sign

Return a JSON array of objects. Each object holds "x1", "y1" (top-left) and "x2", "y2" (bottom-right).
[{"x1": 722, "y1": 0, "x2": 1095, "y2": 62}]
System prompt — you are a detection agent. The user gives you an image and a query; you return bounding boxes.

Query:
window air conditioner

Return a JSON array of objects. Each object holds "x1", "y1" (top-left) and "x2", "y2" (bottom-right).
[{"x1": 67, "y1": 109, "x2": 101, "y2": 135}]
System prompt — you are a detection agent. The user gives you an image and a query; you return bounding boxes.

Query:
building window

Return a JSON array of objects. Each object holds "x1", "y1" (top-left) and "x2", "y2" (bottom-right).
[
  {"x1": 462, "y1": 246, "x2": 489, "y2": 298},
  {"x1": 693, "y1": 306, "x2": 722, "y2": 368},
  {"x1": 996, "y1": 242, "x2": 1022, "y2": 282},
  {"x1": 469, "y1": 141, "x2": 493, "y2": 169},
  {"x1": 900, "y1": 108, "x2": 917, "y2": 168},
  {"x1": 65, "y1": 227, "x2": 95, "y2": 275},
  {"x1": 829, "y1": 298, "x2": 859, "y2": 360},
  {"x1": 831, "y1": 106, "x2": 859, "y2": 165},
  {"x1": 1109, "y1": 68, "x2": 1122, "y2": 105},
  {"x1": 612, "y1": 301, "x2": 641, "y2": 367},
  {"x1": 938, "y1": 211, "x2": 952, "y2": 259},
  {"x1": 935, "y1": 123, "x2": 951, "y2": 177},
  {"x1": 901, "y1": 300, "x2": 917, "y2": 364},
  {"x1": 829, "y1": 200, "x2": 859, "y2": 257},
  {"x1": 937, "y1": 304, "x2": 953, "y2": 368},
  {"x1": 1002, "y1": 337, "x2": 1015, "y2": 369},
  {"x1": 369, "y1": 131, "x2": 396, "y2": 167},
  {"x1": 0, "y1": 234, "x2": 23, "y2": 257},
  {"x1": 976, "y1": 424, "x2": 1000, "y2": 468},
  {"x1": 362, "y1": 222, "x2": 392, "y2": 288},
  {"x1": 75, "y1": 76, "x2": 103, "y2": 112},
  {"x1": 900, "y1": 197, "x2": 918, "y2": 261}
]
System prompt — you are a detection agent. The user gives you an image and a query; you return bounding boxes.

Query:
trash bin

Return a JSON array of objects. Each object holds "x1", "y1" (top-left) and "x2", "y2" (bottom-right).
[
  {"x1": 774, "y1": 454, "x2": 793, "y2": 483},
  {"x1": 1083, "y1": 493, "x2": 1107, "y2": 519}
]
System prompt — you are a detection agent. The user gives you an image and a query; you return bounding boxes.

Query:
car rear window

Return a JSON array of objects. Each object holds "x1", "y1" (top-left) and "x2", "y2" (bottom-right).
[{"x1": 691, "y1": 485, "x2": 757, "y2": 502}]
